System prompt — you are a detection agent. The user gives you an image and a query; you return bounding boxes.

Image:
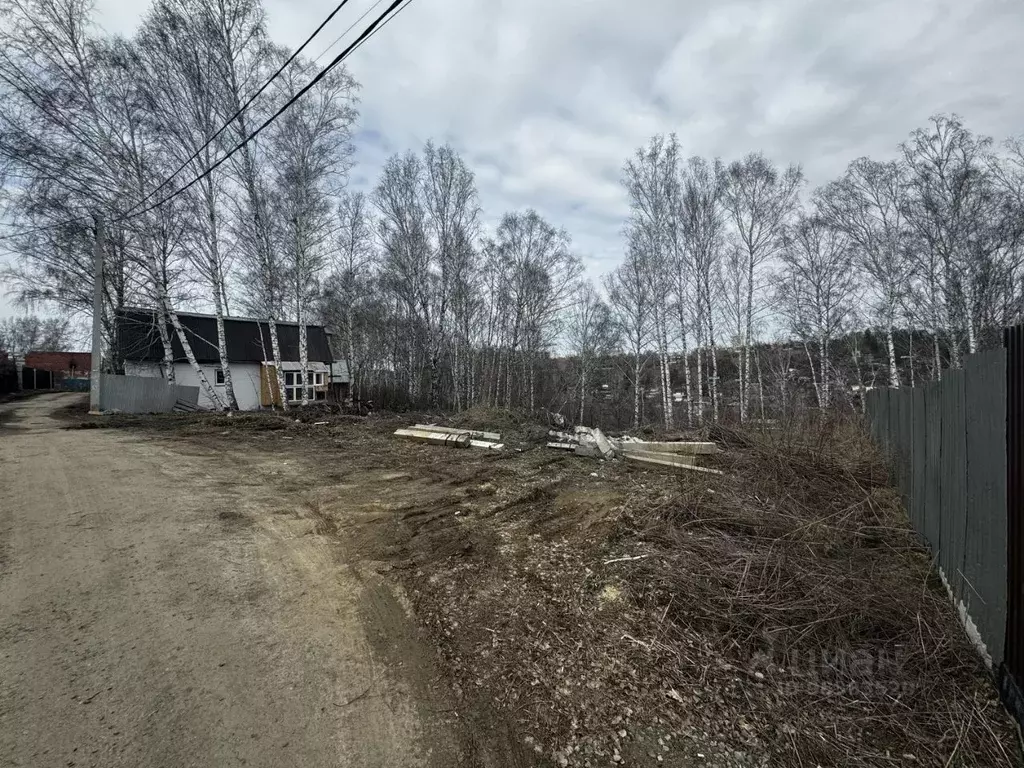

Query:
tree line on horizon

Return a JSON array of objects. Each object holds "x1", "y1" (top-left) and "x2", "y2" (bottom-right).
[{"x1": 2, "y1": 0, "x2": 1022, "y2": 424}]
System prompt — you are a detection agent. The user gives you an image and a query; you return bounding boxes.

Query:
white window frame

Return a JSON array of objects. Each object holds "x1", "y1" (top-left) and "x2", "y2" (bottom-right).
[
  {"x1": 215, "y1": 368, "x2": 225, "y2": 386},
  {"x1": 282, "y1": 369, "x2": 325, "y2": 403}
]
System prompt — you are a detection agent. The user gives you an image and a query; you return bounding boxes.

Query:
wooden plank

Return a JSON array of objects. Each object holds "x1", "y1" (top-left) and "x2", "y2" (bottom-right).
[
  {"x1": 624, "y1": 452, "x2": 723, "y2": 475},
  {"x1": 469, "y1": 439, "x2": 504, "y2": 450},
  {"x1": 618, "y1": 447, "x2": 696, "y2": 465},
  {"x1": 413, "y1": 424, "x2": 501, "y2": 441},
  {"x1": 394, "y1": 428, "x2": 471, "y2": 448},
  {"x1": 546, "y1": 442, "x2": 577, "y2": 450},
  {"x1": 260, "y1": 364, "x2": 275, "y2": 407},
  {"x1": 615, "y1": 440, "x2": 718, "y2": 455}
]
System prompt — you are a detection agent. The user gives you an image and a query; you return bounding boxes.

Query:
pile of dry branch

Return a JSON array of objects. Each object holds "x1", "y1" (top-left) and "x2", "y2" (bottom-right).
[{"x1": 405, "y1": 413, "x2": 1021, "y2": 767}]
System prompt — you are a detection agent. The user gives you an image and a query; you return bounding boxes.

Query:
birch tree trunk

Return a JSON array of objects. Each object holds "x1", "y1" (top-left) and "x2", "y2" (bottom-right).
[
  {"x1": 299, "y1": 312, "x2": 309, "y2": 407},
  {"x1": 146, "y1": 238, "x2": 222, "y2": 408},
  {"x1": 268, "y1": 318, "x2": 288, "y2": 411},
  {"x1": 579, "y1": 367, "x2": 587, "y2": 424},
  {"x1": 755, "y1": 348, "x2": 766, "y2": 421},
  {"x1": 658, "y1": 320, "x2": 672, "y2": 429},
  {"x1": 908, "y1": 329, "x2": 916, "y2": 388},
  {"x1": 633, "y1": 352, "x2": 642, "y2": 429},
  {"x1": 347, "y1": 306, "x2": 357, "y2": 402},
  {"x1": 681, "y1": 330, "x2": 693, "y2": 427},
  {"x1": 709, "y1": 339, "x2": 720, "y2": 422},
  {"x1": 852, "y1": 344, "x2": 866, "y2": 414},
  {"x1": 886, "y1": 323, "x2": 899, "y2": 388},
  {"x1": 157, "y1": 309, "x2": 175, "y2": 383},
  {"x1": 695, "y1": 334, "x2": 704, "y2": 426},
  {"x1": 528, "y1": 354, "x2": 536, "y2": 413},
  {"x1": 660, "y1": 348, "x2": 672, "y2": 430},
  {"x1": 743, "y1": 262, "x2": 754, "y2": 421},
  {"x1": 166, "y1": 300, "x2": 223, "y2": 409},
  {"x1": 707, "y1": 305, "x2": 720, "y2": 421},
  {"x1": 821, "y1": 333, "x2": 831, "y2": 408},
  {"x1": 805, "y1": 340, "x2": 822, "y2": 408},
  {"x1": 966, "y1": 290, "x2": 978, "y2": 355},
  {"x1": 213, "y1": 285, "x2": 238, "y2": 410}
]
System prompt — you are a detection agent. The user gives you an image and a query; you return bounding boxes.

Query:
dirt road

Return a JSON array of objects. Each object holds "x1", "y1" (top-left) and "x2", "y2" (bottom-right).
[{"x1": 0, "y1": 394, "x2": 465, "y2": 768}]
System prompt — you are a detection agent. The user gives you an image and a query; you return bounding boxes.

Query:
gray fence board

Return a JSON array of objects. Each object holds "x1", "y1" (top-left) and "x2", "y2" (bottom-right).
[
  {"x1": 941, "y1": 371, "x2": 967, "y2": 598},
  {"x1": 98, "y1": 374, "x2": 199, "y2": 414},
  {"x1": 964, "y1": 349, "x2": 1008, "y2": 664},
  {"x1": 911, "y1": 387, "x2": 926, "y2": 535},
  {"x1": 924, "y1": 384, "x2": 942, "y2": 550},
  {"x1": 865, "y1": 349, "x2": 1008, "y2": 676}
]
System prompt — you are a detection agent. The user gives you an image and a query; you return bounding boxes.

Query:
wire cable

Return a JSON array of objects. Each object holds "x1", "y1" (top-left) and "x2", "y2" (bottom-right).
[
  {"x1": 312, "y1": 0, "x2": 388, "y2": 65},
  {"x1": 0, "y1": 0, "x2": 414, "y2": 243},
  {"x1": 119, "y1": 0, "x2": 359, "y2": 220},
  {"x1": 125, "y1": 0, "x2": 409, "y2": 223}
]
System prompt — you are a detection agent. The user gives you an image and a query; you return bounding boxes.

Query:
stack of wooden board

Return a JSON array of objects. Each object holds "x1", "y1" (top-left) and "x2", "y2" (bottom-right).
[
  {"x1": 612, "y1": 438, "x2": 722, "y2": 474},
  {"x1": 394, "y1": 424, "x2": 504, "y2": 450},
  {"x1": 547, "y1": 429, "x2": 723, "y2": 475}
]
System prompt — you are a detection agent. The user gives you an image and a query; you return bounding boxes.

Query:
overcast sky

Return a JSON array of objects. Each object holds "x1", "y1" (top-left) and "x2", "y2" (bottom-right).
[{"x1": 2, "y1": 0, "x2": 1022, "y2": 320}]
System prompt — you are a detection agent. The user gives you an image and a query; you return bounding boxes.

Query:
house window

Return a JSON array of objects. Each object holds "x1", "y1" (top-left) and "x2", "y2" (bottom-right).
[
  {"x1": 283, "y1": 370, "x2": 325, "y2": 403},
  {"x1": 215, "y1": 369, "x2": 225, "y2": 385}
]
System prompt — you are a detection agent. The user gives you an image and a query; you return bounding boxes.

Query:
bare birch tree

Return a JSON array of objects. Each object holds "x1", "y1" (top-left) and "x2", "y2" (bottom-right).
[
  {"x1": 722, "y1": 153, "x2": 802, "y2": 418},
  {"x1": 423, "y1": 141, "x2": 480, "y2": 405},
  {"x1": 679, "y1": 156, "x2": 726, "y2": 421},
  {"x1": 137, "y1": 0, "x2": 242, "y2": 405},
  {"x1": 269, "y1": 56, "x2": 356, "y2": 404},
  {"x1": 323, "y1": 191, "x2": 376, "y2": 400},
  {"x1": 493, "y1": 210, "x2": 581, "y2": 412},
  {"x1": 815, "y1": 158, "x2": 912, "y2": 388},
  {"x1": 606, "y1": 228, "x2": 654, "y2": 428},
  {"x1": 622, "y1": 134, "x2": 680, "y2": 428},
  {"x1": 900, "y1": 115, "x2": 1017, "y2": 367},
  {"x1": 566, "y1": 280, "x2": 617, "y2": 423},
  {"x1": 777, "y1": 214, "x2": 858, "y2": 408}
]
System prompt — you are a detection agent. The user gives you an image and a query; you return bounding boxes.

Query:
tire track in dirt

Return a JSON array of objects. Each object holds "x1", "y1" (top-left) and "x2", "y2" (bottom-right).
[{"x1": 0, "y1": 394, "x2": 471, "y2": 768}]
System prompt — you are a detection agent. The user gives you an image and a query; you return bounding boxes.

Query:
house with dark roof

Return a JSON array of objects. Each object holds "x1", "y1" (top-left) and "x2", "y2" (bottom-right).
[{"x1": 118, "y1": 309, "x2": 349, "y2": 411}]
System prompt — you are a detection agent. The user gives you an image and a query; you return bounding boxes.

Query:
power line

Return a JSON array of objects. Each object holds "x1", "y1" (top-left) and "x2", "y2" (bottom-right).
[
  {"x1": 120, "y1": 0, "x2": 359, "y2": 220},
  {"x1": 1, "y1": 0, "x2": 360, "y2": 243},
  {"x1": 341, "y1": 0, "x2": 413, "y2": 60},
  {"x1": 312, "y1": 0, "x2": 388, "y2": 65},
  {"x1": 0, "y1": 0, "x2": 414, "y2": 244},
  {"x1": 126, "y1": 0, "x2": 409, "y2": 223}
]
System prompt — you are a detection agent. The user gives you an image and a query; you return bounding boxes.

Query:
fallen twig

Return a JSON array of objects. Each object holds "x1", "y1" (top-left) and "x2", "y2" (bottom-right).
[{"x1": 603, "y1": 554, "x2": 650, "y2": 565}]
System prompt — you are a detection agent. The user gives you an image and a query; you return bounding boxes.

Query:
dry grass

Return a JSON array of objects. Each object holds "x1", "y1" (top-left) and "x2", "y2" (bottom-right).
[{"x1": 403, "y1": 411, "x2": 1021, "y2": 767}]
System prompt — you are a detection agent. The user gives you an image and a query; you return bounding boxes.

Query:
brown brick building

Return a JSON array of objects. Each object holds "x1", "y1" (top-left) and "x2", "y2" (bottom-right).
[{"x1": 23, "y1": 351, "x2": 91, "y2": 379}]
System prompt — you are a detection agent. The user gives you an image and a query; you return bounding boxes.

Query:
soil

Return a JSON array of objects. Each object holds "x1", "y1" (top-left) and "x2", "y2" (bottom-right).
[
  {"x1": 0, "y1": 394, "x2": 472, "y2": 767},
  {"x1": 8, "y1": 396, "x2": 1021, "y2": 768}
]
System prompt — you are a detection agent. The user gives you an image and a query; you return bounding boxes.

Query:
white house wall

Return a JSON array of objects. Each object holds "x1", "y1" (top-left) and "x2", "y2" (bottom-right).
[{"x1": 124, "y1": 362, "x2": 263, "y2": 411}]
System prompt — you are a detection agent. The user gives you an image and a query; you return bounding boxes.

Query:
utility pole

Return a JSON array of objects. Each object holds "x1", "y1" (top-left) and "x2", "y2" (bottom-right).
[{"x1": 89, "y1": 216, "x2": 105, "y2": 414}]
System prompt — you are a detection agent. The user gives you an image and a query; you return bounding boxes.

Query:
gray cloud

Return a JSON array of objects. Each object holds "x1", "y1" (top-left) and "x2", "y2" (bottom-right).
[{"x1": 2, "y1": 0, "x2": 1022, "y2": 318}]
